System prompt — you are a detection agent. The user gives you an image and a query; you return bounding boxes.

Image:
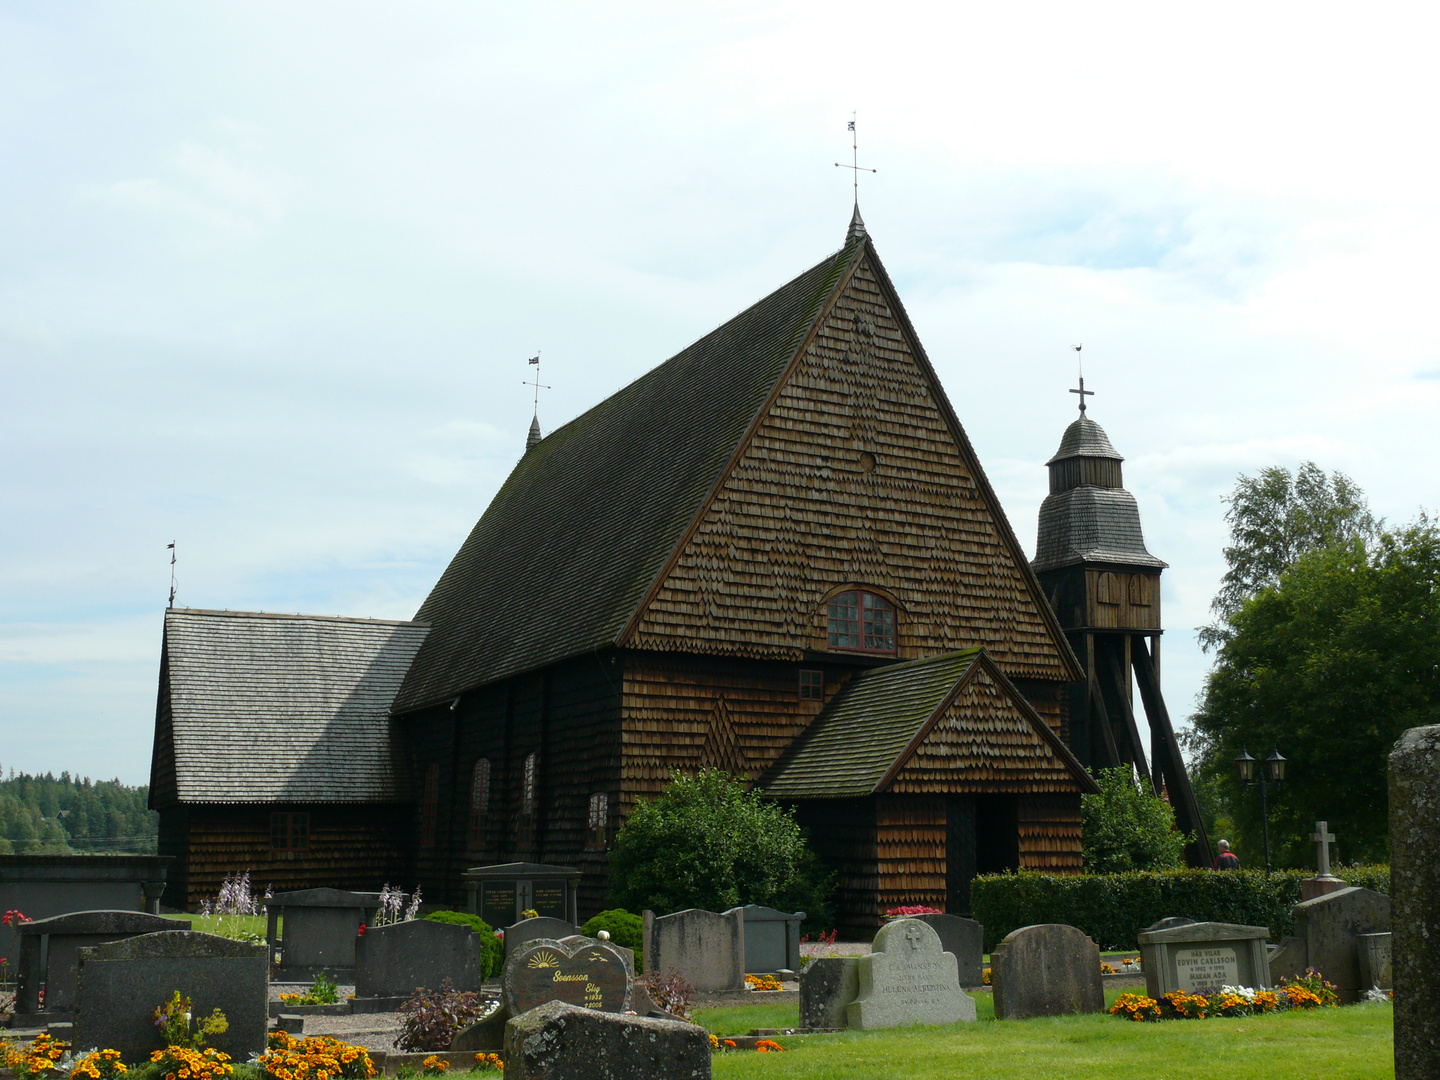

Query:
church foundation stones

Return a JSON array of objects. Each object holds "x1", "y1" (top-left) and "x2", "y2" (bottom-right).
[
  {"x1": 990, "y1": 924, "x2": 1104, "y2": 1020},
  {"x1": 845, "y1": 918, "x2": 973, "y2": 1030},
  {"x1": 1390, "y1": 724, "x2": 1440, "y2": 1079}
]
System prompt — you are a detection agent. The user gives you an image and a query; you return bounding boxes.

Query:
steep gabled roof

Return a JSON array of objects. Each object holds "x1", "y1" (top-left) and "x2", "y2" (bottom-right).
[
  {"x1": 155, "y1": 609, "x2": 428, "y2": 804},
  {"x1": 394, "y1": 242, "x2": 862, "y2": 712},
  {"x1": 758, "y1": 649, "x2": 1096, "y2": 799}
]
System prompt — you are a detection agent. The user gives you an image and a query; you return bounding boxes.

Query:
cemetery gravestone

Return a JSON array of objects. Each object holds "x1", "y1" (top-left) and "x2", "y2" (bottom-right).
[
  {"x1": 1301, "y1": 820, "x2": 1348, "y2": 901},
  {"x1": 503, "y1": 936, "x2": 633, "y2": 1015},
  {"x1": 991, "y1": 924, "x2": 1104, "y2": 1020},
  {"x1": 846, "y1": 918, "x2": 973, "y2": 1030},
  {"x1": 14, "y1": 910, "x2": 188, "y2": 1020},
  {"x1": 1391, "y1": 723, "x2": 1440, "y2": 1080},
  {"x1": 730, "y1": 905, "x2": 804, "y2": 974},
  {"x1": 463, "y1": 862, "x2": 580, "y2": 928},
  {"x1": 266, "y1": 887, "x2": 378, "y2": 980},
  {"x1": 799, "y1": 957, "x2": 859, "y2": 1029},
  {"x1": 913, "y1": 913, "x2": 984, "y2": 987},
  {"x1": 1358, "y1": 932, "x2": 1392, "y2": 992},
  {"x1": 74, "y1": 931, "x2": 267, "y2": 1065},
  {"x1": 355, "y1": 918, "x2": 485, "y2": 1000},
  {"x1": 504, "y1": 999, "x2": 711, "y2": 1080},
  {"x1": 1136, "y1": 921, "x2": 1271, "y2": 999},
  {"x1": 1270, "y1": 886, "x2": 1391, "y2": 1002},
  {"x1": 503, "y1": 916, "x2": 581, "y2": 962},
  {"x1": 0, "y1": 855, "x2": 172, "y2": 922},
  {"x1": 643, "y1": 907, "x2": 745, "y2": 992}
]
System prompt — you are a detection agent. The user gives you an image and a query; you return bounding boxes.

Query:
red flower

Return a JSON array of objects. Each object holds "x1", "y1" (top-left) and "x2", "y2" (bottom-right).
[{"x1": 357, "y1": 923, "x2": 367, "y2": 937}]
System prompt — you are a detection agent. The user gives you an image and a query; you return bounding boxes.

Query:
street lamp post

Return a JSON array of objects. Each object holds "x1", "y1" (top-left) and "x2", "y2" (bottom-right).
[{"x1": 1235, "y1": 749, "x2": 1287, "y2": 874}]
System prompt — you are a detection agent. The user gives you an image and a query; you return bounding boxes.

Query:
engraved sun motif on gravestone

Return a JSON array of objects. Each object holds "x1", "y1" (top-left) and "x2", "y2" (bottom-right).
[{"x1": 504, "y1": 937, "x2": 632, "y2": 1017}]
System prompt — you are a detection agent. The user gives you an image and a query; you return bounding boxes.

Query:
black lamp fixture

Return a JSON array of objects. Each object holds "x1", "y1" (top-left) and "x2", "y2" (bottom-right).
[{"x1": 1235, "y1": 747, "x2": 1286, "y2": 875}]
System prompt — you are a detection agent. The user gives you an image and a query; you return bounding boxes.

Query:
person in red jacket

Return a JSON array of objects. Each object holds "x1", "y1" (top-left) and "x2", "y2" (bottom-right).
[{"x1": 1213, "y1": 839, "x2": 1241, "y2": 870}]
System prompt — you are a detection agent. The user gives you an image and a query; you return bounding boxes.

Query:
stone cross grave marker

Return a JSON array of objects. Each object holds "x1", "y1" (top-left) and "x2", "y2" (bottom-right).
[
  {"x1": 1311, "y1": 821, "x2": 1337, "y2": 876},
  {"x1": 503, "y1": 936, "x2": 632, "y2": 1016},
  {"x1": 846, "y1": 918, "x2": 973, "y2": 1029}
]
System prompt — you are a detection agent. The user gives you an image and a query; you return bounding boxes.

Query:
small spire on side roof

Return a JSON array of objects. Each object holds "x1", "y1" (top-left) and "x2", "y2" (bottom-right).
[
  {"x1": 526, "y1": 411, "x2": 542, "y2": 452},
  {"x1": 847, "y1": 204, "x2": 867, "y2": 243}
]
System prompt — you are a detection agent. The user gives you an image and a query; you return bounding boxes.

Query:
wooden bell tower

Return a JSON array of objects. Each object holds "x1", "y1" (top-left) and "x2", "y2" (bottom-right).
[{"x1": 1032, "y1": 392, "x2": 1212, "y2": 867}]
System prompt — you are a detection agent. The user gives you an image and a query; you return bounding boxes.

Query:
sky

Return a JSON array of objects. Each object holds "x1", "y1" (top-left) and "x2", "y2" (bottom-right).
[{"x1": 2, "y1": 2, "x2": 1437, "y2": 787}]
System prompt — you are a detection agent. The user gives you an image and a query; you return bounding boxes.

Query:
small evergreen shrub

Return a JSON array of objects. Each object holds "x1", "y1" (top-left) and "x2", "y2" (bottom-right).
[
  {"x1": 581, "y1": 908, "x2": 644, "y2": 969},
  {"x1": 971, "y1": 865, "x2": 1390, "y2": 951},
  {"x1": 424, "y1": 911, "x2": 504, "y2": 977}
]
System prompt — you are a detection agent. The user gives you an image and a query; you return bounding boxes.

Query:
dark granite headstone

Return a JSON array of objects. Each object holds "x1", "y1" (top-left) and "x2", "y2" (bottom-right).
[
  {"x1": 504, "y1": 999, "x2": 711, "y2": 1080},
  {"x1": 463, "y1": 863, "x2": 580, "y2": 929},
  {"x1": 355, "y1": 918, "x2": 484, "y2": 999},
  {"x1": 913, "y1": 913, "x2": 984, "y2": 987},
  {"x1": 799, "y1": 957, "x2": 858, "y2": 1029},
  {"x1": 503, "y1": 917, "x2": 581, "y2": 962},
  {"x1": 266, "y1": 887, "x2": 378, "y2": 980},
  {"x1": 990, "y1": 923, "x2": 1104, "y2": 1020},
  {"x1": 1391, "y1": 723, "x2": 1440, "y2": 1080},
  {"x1": 74, "y1": 931, "x2": 268, "y2": 1064},
  {"x1": 730, "y1": 905, "x2": 804, "y2": 974},
  {"x1": 503, "y1": 936, "x2": 632, "y2": 1015},
  {"x1": 14, "y1": 909, "x2": 186, "y2": 1018},
  {"x1": 642, "y1": 907, "x2": 744, "y2": 992}
]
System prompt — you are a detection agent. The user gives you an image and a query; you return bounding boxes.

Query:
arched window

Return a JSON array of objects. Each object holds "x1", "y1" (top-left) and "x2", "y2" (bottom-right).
[
  {"x1": 468, "y1": 758, "x2": 491, "y2": 848},
  {"x1": 517, "y1": 752, "x2": 537, "y2": 847},
  {"x1": 419, "y1": 763, "x2": 440, "y2": 847},
  {"x1": 827, "y1": 590, "x2": 896, "y2": 654},
  {"x1": 1097, "y1": 572, "x2": 1119, "y2": 605},
  {"x1": 1129, "y1": 575, "x2": 1150, "y2": 607},
  {"x1": 586, "y1": 793, "x2": 609, "y2": 851}
]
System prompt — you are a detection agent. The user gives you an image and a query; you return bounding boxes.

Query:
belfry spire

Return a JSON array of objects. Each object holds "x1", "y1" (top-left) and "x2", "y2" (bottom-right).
[{"x1": 523, "y1": 352, "x2": 549, "y2": 453}]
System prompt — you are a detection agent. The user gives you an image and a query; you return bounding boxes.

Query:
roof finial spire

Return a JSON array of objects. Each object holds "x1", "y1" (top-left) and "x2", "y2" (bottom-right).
[
  {"x1": 1069, "y1": 344, "x2": 1093, "y2": 415},
  {"x1": 836, "y1": 112, "x2": 876, "y2": 235},
  {"x1": 167, "y1": 541, "x2": 177, "y2": 607},
  {"x1": 524, "y1": 351, "x2": 550, "y2": 451}
]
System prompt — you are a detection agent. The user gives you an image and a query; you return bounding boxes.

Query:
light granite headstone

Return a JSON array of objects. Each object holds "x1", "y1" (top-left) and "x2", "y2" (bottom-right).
[
  {"x1": 1137, "y1": 921, "x2": 1271, "y2": 999},
  {"x1": 990, "y1": 924, "x2": 1104, "y2": 1020},
  {"x1": 1270, "y1": 886, "x2": 1390, "y2": 1002},
  {"x1": 1358, "y1": 932, "x2": 1392, "y2": 992},
  {"x1": 846, "y1": 918, "x2": 973, "y2": 1029},
  {"x1": 799, "y1": 956, "x2": 858, "y2": 1029},
  {"x1": 1391, "y1": 723, "x2": 1440, "y2": 1080},
  {"x1": 74, "y1": 931, "x2": 267, "y2": 1065},
  {"x1": 642, "y1": 908, "x2": 744, "y2": 992}
]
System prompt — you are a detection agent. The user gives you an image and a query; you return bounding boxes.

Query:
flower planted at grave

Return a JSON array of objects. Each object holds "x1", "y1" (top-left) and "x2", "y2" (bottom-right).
[
  {"x1": 260, "y1": 1032, "x2": 376, "y2": 1080},
  {"x1": 420, "y1": 1056, "x2": 449, "y2": 1075},
  {"x1": 68, "y1": 1049, "x2": 128, "y2": 1080},
  {"x1": 149, "y1": 1045, "x2": 234, "y2": 1080},
  {"x1": 472, "y1": 1053, "x2": 503, "y2": 1072},
  {"x1": 151, "y1": 992, "x2": 228, "y2": 1050},
  {"x1": 2, "y1": 1033, "x2": 70, "y2": 1080},
  {"x1": 1108, "y1": 993, "x2": 1161, "y2": 1022}
]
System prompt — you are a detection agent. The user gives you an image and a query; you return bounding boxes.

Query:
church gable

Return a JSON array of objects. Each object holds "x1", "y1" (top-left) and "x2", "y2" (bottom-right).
[{"x1": 624, "y1": 249, "x2": 1078, "y2": 682}]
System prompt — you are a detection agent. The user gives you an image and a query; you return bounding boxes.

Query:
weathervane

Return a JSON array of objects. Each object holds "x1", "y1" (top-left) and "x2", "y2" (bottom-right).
[
  {"x1": 835, "y1": 112, "x2": 876, "y2": 205},
  {"x1": 167, "y1": 541, "x2": 177, "y2": 607},
  {"x1": 1069, "y1": 344, "x2": 1093, "y2": 415},
  {"x1": 523, "y1": 351, "x2": 550, "y2": 414}
]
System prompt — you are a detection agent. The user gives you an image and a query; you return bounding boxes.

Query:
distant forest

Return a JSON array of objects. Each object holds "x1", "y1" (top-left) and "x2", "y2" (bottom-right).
[{"x1": 0, "y1": 768, "x2": 158, "y2": 854}]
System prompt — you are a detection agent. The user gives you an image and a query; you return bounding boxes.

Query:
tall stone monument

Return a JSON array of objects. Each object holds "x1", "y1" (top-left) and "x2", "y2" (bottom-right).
[{"x1": 1391, "y1": 724, "x2": 1440, "y2": 1080}]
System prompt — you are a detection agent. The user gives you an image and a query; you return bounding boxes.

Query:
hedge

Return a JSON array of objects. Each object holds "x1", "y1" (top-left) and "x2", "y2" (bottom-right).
[{"x1": 970, "y1": 865, "x2": 1389, "y2": 951}]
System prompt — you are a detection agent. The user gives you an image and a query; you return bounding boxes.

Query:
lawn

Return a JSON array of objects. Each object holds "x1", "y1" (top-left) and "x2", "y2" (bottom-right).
[
  {"x1": 162, "y1": 911, "x2": 270, "y2": 939},
  {"x1": 695, "y1": 999, "x2": 1394, "y2": 1080}
]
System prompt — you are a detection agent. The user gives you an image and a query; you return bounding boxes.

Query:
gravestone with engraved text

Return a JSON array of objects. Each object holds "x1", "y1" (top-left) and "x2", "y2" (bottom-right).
[
  {"x1": 1137, "y1": 921, "x2": 1271, "y2": 999},
  {"x1": 503, "y1": 936, "x2": 632, "y2": 1016},
  {"x1": 846, "y1": 918, "x2": 973, "y2": 1029}
]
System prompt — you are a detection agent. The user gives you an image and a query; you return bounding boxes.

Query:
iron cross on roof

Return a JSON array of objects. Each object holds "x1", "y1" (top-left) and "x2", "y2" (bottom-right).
[
  {"x1": 835, "y1": 112, "x2": 876, "y2": 204},
  {"x1": 523, "y1": 351, "x2": 551, "y2": 412},
  {"x1": 1069, "y1": 343, "x2": 1093, "y2": 414}
]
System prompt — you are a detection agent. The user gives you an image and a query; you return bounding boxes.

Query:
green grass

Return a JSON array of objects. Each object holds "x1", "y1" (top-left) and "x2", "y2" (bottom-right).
[
  {"x1": 162, "y1": 912, "x2": 270, "y2": 939},
  {"x1": 698, "y1": 1001, "x2": 1393, "y2": 1080}
]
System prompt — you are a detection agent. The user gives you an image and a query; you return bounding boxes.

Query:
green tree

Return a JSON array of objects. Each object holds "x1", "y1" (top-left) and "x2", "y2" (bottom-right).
[
  {"x1": 1190, "y1": 515, "x2": 1440, "y2": 864},
  {"x1": 1081, "y1": 767, "x2": 1189, "y2": 872},
  {"x1": 608, "y1": 768, "x2": 832, "y2": 924}
]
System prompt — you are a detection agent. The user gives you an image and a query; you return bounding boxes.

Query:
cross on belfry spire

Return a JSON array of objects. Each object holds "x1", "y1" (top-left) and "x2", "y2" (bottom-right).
[
  {"x1": 1069, "y1": 344, "x2": 1093, "y2": 414},
  {"x1": 523, "y1": 351, "x2": 550, "y2": 452},
  {"x1": 1310, "y1": 820, "x2": 1338, "y2": 877},
  {"x1": 835, "y1": 112, "x2": 876, "y2": 207}
]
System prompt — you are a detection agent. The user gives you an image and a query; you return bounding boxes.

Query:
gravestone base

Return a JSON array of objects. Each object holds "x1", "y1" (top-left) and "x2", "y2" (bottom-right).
[
  {"x1": 451, "y1": 1003, "x2": 509, "y2": 1053},
  {"x1": 1301, "y1": 875, "x2": 1349, "y2": 901}
]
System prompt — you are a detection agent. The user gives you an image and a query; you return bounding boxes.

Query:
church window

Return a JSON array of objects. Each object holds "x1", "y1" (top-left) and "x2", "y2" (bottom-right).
[
  {"x1": 1129, "y1": 575, "x2": 1150, "y2": 607},
  {"x1": 827, "y1": 591, "x2": 896, "y2": 654},
  {"x1": 517, "y1": 752, "x2": 537, "y2": 847},
  {"x1": 1096, "y1": 572, "x2": 1119, "y2": 605},
  {"x1": 468, "y1": 758, "x2": 491, "y2": 848},
  {"x1": 799, "y1": 669, "x2": 824, "y2": 700},
  {"x1": 586, "y1": 793, "x2": 608, "y2": 851},
  {"x1": 420, "y1": 763, "x2": 440, "y2": 847},
  {"x1": 270, "y1": 812, "x2": 309, "y2": 852}
]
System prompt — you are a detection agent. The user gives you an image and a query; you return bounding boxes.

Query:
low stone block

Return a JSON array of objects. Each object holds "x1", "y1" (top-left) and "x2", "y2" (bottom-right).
[
  {"x1": 846, "y1": 918, "x2": 973, "y2": 1030},
  {"x1": 273, "y1": 1014, "x2": 305, "y2": 1035},
  {"x1": 1358, "y1": 932, "x2": 1392, "y2": 992},
  {"x1": 356, "y1": 919, "x2": 484, "y2": 999},
  {"x1": 74, "y1": 931, "x2": 268, "y2": 1065},
  {"x1": 991, "y1": 924, "x2": 1104, "y2": 1020},
  {"x1": 729, "y1": 905, "x2": 804, "y2": 974},
  {"x1": 799, "y1": 957, "x2": 858, "y2": 1029},
  {"x1": 913, "y1": 914, "x2": 984, "y2": 987},
  {"x1": 504, "y1": 999, "x2": 711, "y2": 1080},
  {"x1": 643, "y1": 908, "x2": 744, "y2": 993}
]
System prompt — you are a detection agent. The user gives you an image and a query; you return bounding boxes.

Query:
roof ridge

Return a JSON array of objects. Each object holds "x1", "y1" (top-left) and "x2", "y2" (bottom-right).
[{"x1": 167, "y1": 607, "x2": 428, "y2": 627}]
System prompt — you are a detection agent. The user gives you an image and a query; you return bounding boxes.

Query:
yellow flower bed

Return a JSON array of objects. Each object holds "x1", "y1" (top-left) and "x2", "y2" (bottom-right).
[
  {"x1": 258, "y1": 1032, "x2": 376, "y2": 1080},
  {"x1": 149, "y1": 1045, "x2": 234, "y2": 1080},
  {"x1": 3, "y1": 1034, "x2": 72, "y2": 1080},
  {"x1": 744, "y1": 974, "x2": 783, "y2": 992},
  {"x1": 472, "y1": 1053, "x2": 503, "y2": 1071},
  {"x1": 69, "y1": 1050, "x2": 128, "y2": 1080}
]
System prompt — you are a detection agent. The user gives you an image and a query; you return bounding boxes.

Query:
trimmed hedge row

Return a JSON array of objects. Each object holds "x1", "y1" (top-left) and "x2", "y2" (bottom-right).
[{"x1": 970, "y1": 865, "x2": 1389, "y2": 951}]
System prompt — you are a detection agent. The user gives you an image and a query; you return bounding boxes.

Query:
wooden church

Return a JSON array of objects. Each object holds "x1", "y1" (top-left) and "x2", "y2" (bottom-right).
[{"x1": 150, "y1": 211, "x2": 1199, "y2": 927}]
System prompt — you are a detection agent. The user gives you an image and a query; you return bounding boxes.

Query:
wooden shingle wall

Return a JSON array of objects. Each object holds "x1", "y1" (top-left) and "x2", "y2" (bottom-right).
[
  {"x1": 876, "y1": 795, "x2": 947, "y2": 921},
  {"x1": 630, "y1": 255, "x2": 1071, "y2": 684},
  {"x1": 178, "y1": 805, "x2": 409, "y2": 911},
  {"x1": 1017, "y1": 794, "x2": 1084, "y2": 872},
  {"x1": 889, "y1": 668, "x2": 1084, "y2": 795}
]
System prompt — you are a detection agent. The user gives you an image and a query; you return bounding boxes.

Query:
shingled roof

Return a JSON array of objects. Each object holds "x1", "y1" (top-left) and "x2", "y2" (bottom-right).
[
  {"x1": 153, "y1": 609, "x2": 428, "y2": 804},
  {"x1": 394, "y1": 242, "x2": 862, "y2": 712},
  {"x1": 758, "y1": 649, "x2": 1096, "y2": 799}
]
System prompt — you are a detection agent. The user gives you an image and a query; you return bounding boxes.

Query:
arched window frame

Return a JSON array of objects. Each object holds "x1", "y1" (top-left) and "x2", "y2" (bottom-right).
[
  {"x1": 467, "y1": 758, "x2": 491, "y2": 849},
  {"x1": 517, "y1": 752, "x2": 537, "y2": 848},
  {"x1": 419, "y1": 763, "x2": 440, "y2": 847},
  {"x1": 1097, "y1": 572, "x2": 1120, "y2": 605},
  {"x1": 586, "y1": 792, "x2": 609, "y2": 851},
  {"x1": 826, "y1": 589, "x2": 898, "y2": 655}
]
